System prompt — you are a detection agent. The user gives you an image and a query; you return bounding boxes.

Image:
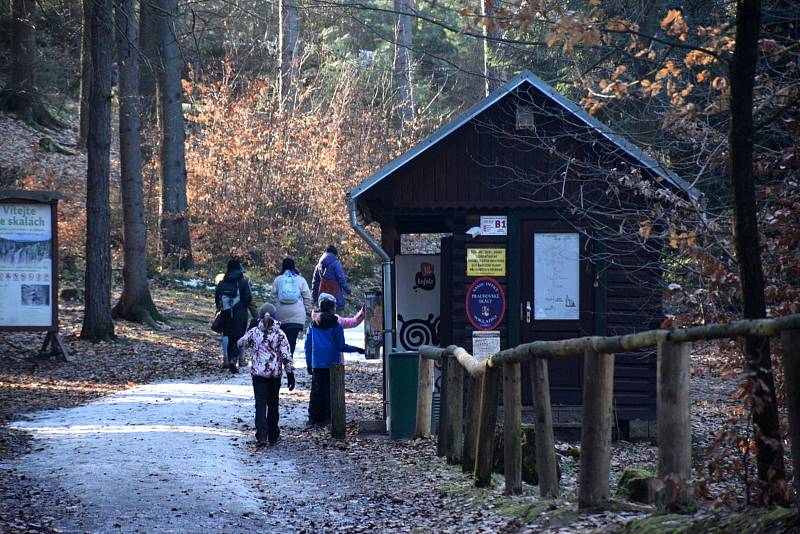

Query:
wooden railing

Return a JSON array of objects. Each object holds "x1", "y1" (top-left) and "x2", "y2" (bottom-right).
[{"x1": 417, "y1": 313, "x2": 800, "y2": 508}]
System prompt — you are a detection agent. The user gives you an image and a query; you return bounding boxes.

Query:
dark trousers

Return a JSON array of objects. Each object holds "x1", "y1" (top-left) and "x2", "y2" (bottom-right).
[
  {"x1": 226, "y1": 335, "x2": 240, "y2": 365},
  {"x1": 281, "y1": 323, "x2": 303, "y2": 355},
  {"x1": 252, "y1": 375, "x2": 282, "y2": 443},
  {"x1": 308, "y1": 367, "x2": 331, "y2": 424}
]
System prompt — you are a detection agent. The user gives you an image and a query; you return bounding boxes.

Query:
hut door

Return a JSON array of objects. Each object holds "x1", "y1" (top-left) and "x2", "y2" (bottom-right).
[{"x1": 520, "y1": 221, "x2": 593, "y2": 405}]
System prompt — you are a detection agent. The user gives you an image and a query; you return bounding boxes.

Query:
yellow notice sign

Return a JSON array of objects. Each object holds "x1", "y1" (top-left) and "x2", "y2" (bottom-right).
[{"x1": 467, "y1": 248, "x2": 506, "y2": 276}]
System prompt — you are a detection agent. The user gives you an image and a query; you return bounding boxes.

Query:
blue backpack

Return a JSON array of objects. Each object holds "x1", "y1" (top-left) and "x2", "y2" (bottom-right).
[{"x1": 278, "y1": 273, "x2": 301, "y2": 304}]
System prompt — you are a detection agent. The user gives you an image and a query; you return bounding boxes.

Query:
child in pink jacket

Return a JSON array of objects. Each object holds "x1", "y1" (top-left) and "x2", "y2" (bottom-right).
[{"x1": 237, "y1": 303, "x2": 295, "y2": 447}]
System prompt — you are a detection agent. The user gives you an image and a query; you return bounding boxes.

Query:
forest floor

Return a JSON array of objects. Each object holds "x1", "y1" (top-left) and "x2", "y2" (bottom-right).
[{"x1": 0, "y1": 282, "x2": 797, "y2": 533}]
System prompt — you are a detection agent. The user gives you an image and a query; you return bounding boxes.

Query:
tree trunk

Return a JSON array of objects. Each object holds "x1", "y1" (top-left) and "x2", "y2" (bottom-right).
[
  {"x1": 481, "y1": 0, "x2": 505, "y2": 96},
  {"x1": 80, "y1": 0, "x2": 115, "y2": 341},
  {"x1": 79, "y1": 0, "x2": 92, "y2": 148},
  {"x1": 1, "y1": 0, "x2": 64, "y2": 127},
  {"x1": 393, "y1": 0, "x2": 414, "y2": 127},
  {"x1": 111, "y1": 0, "x2": 162, "y2": 326},
  {"x1": 728, "y1": 0, "x2": 785, "y2": 504},
  {"x1": 156, "y1": 0, "x2": 193, "y2": 270},
  {"x1": 4, "y1": 0, "x2": 35, "y2": 122},
  {"x1": 139, "y1": 0, "x2": 158, "y2": 122},
  {"x1": 277, "y1": 0, "x2": 298, "y2": 110}
]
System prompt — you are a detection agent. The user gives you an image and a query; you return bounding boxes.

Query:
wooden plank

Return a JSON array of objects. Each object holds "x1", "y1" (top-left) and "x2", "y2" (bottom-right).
[
  {"x1": 781, "y1": 329, "x2": 800, "y2": 506},
  {"x1": 445, "y1": 354, "x2": 464, "y2": 465},
  {"x1": 462, "y1": 374, "x2": 481, "y2": 474},
  {"x1": 330, "y1": 363, "x2": 346, "y2": 440},
  {"x1": 492, "y1": 314, "x2": 800, "y2": 364},
  {"x1": 503, "y1": 362, "x2": 522, "y2": 495},
  {"x1": 437, "y1": 353, "x2": 449, "y2": 457},
  {"x1": 656, "y1": 341, "x2": 691, "y2": 509},
  {"x1": 578, "y1": 349, "x2": 614, "y2": 510},
  {"x1": 475, "y1": 363, "x2": 500, "y2": 487},
  {"x1": 415, "y1": 355, "x2": 435, "y2": 438},
  {"x1": 531, "y1": 357, "x2": 559, "y2": 498}
]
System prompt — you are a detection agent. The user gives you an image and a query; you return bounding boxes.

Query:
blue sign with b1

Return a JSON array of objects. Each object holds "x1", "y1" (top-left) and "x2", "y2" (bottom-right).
[{"x1": 465, "y1": 277, "x2": 506, "y2": 330}]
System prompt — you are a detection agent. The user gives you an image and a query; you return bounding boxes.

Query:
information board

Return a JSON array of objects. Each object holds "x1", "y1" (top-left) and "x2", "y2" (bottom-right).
[
  {"x1": 480, "y1": 216, "x2": 507, "y2": 236},
  {"x1": 0, "y1": 203, "x2": 54, "y2": 327},
  {"x1": 467, "y1": 248, "x2": 506, "y2": 276},
  {"x1": 533, "y1": 233, "x2": 579, "y2": 320},
  {"x1": 472, "y1": 330, "x2": 500, "y2": 363}
]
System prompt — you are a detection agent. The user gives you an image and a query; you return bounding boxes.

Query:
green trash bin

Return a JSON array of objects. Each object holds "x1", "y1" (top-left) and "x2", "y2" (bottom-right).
[{"x1": 388, "y1": 351, "x2": 419, "y2": 440}]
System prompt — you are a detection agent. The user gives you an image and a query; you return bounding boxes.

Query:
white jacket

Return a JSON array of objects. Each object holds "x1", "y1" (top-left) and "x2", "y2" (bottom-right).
[{"x1": 271, "y1": 272, "x2": 312, "y2": 326}]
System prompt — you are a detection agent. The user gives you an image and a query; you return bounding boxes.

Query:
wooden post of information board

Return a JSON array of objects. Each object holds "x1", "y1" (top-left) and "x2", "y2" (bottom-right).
[{"x1": 0, "y1": 190, "x2": 70, "y2": 361}]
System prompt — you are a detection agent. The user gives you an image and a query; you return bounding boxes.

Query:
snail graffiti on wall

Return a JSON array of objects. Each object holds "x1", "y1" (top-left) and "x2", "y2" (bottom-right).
[
  {"x1": 395, "y1": 255, "x2": 441, "y2": 352},
  {"x1": 397, "y1": 313, "x2": 440, "y2": 350}
]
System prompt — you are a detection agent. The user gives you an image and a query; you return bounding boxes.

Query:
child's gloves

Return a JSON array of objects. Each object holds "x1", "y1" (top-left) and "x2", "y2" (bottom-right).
[
  {"x1": 287, "y1": 372, "x2": 295, "y2": 391},
  {"x1": 356, "y1": 347, "x2": 365, "y2": 355}
]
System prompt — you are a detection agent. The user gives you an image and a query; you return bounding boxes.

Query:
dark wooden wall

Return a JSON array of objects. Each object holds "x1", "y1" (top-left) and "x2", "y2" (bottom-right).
[{"x1": 364, "y1": 83, "x2": 681, "y2": 422}]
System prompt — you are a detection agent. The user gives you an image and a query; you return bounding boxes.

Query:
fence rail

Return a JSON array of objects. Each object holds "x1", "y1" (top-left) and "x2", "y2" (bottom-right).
[{"x1": 416, "y1": 313, "x2": 800, "y2": 508}]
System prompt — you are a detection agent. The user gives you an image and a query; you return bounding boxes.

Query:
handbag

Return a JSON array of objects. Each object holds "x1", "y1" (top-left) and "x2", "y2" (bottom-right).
[
  {"x1": 319, "y1": 278, "x2": 339, "y2": 297},
  {"x1": 319, "y1": 263, "x2": 340, "y2": 297},
  {"x1": 211, "y1": 310, "x2": 225, "y2": 333}
]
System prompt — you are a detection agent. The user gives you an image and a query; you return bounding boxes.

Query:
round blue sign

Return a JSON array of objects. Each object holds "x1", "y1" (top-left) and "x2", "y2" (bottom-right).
[{"x1": 465, "y1": 277, "x2": 506, "y2": 330}]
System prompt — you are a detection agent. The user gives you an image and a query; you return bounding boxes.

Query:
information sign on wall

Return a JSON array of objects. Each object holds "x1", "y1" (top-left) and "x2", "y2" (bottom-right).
[
  {"x1": 479, "y1": 216, "x2": 507, "y2": 236},
  {"x1": 465, "y1": 277, "x2": 505, "y2": 330},
  {"x1": 466, "y1": 248, "x2": 506, "y2": 276},
  {"x1": 472, "y1": 330, "x2": 500, "y2": 363},
  {"x1": 534, "y1": 233, "x2": 580, "y2": 320},
  {"x1": 0, "y1": 203, "x2": 53, "y2": 327}
]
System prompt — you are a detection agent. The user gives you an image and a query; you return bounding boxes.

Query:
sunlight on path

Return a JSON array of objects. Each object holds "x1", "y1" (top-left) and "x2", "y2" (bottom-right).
[{"x1": 6, "y1": 326, "x2": 368, "y2": 533}]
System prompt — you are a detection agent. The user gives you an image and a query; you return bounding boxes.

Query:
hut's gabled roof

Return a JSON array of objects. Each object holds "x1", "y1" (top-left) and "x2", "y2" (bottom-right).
[{"x1": 351, "y1": 70, "x2": 701, "y2": 204}]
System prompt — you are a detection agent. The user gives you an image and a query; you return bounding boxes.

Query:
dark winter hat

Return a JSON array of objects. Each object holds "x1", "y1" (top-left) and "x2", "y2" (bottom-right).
[
  {"x1": 326, "y1": 245, "x2": 338, "y2": 255},
  {"x1": 227, "y1": 258, "x2": 242, "y2": 272},
  {"x1": 281, "y1": 257, "x2": 296, "y2": 273}
]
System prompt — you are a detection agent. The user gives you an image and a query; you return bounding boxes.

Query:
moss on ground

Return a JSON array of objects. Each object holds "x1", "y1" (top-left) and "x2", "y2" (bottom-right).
[{"x1": 622, "y1": 507, "x2": 799, "y2": 534}]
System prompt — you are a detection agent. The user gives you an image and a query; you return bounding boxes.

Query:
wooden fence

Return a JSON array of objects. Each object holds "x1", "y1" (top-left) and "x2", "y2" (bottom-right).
[{"x1": 414, "y1": 313, "x2": 800, "y2": 508}]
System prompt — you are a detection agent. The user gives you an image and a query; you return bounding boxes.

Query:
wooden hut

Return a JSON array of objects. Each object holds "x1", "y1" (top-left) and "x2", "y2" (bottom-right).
[{"x1": 348, "y1": 71, "x2": 701, "y2": 436}]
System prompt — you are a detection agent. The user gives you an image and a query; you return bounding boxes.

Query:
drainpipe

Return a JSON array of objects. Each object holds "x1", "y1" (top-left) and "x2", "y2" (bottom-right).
[{"x1": 347, "y1": 194, "x2": 393, "y2": 424}]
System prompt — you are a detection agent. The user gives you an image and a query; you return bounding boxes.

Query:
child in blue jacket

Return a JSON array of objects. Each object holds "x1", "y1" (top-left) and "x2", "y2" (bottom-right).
[{"x1": 305, "y1": 293, "x2": 364, "y2": 425}]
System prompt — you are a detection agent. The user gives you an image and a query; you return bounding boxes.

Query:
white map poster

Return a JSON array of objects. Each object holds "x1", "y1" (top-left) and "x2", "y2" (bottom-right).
[
  {"x1": 534, "y1": 233, "x2": 579, "y2": 320},
  {"x1": 0, "y1": 203, "x2": 53, "y2": 327}
]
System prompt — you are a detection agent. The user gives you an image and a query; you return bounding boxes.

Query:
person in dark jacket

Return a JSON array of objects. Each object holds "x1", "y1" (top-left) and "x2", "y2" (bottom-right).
[
  {"x1": 215, "y1": 258, "x2": 253, "y2": 373},
  {"x1": 311, "y1": 245, "x2": 352, "y2": 312},
  {"x1": 305, "y1": 293, "x2": 364, "y2": 425}
]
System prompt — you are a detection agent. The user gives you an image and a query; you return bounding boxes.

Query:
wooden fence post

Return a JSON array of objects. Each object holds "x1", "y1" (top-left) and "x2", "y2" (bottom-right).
[
  {"x1": 657, "y1": 340, "x2": 691, "y2": 509},
  {"x1": 578, "y1": 349, "x2": 615, "y2": 510},
  {"x1": 531, "y1": 357, "x2": 559, "y2": 498},
  {"x1": 330, "y1": 363, "x2": 346, "y2": 440},
  {"x1": 462, "y1": 374, "x2": 481, "y2": 474},
  {"x1": 475, "y1": 363, "x2": 500, "y2": 487},
  {"x1": 503, "y1": 362, "x2": 522, "y2": 495},
  {"x1": 415, "y1": 355, "x2": 435, "y2": 438},
  {"x1": 781, "y1": 329, "x2": 800, "y2": 505},
  {"x1": 437, "y1": 356, "x2": 449, "y2": 457},
  {"x1": 445, "y1": 354, "x2": 464, "y2": 465}
]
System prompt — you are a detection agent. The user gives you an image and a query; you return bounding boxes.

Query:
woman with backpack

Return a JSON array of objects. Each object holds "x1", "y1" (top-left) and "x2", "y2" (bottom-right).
[
  {"x1": 214, "y1": 258, "x2": 253, "y2": 373},
  {"x1": 311, "y1": 245, "x2": 352, "y2": 313},
  {"x1": 271, "y1": 258, "x2": 312, "y2": 356}
]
